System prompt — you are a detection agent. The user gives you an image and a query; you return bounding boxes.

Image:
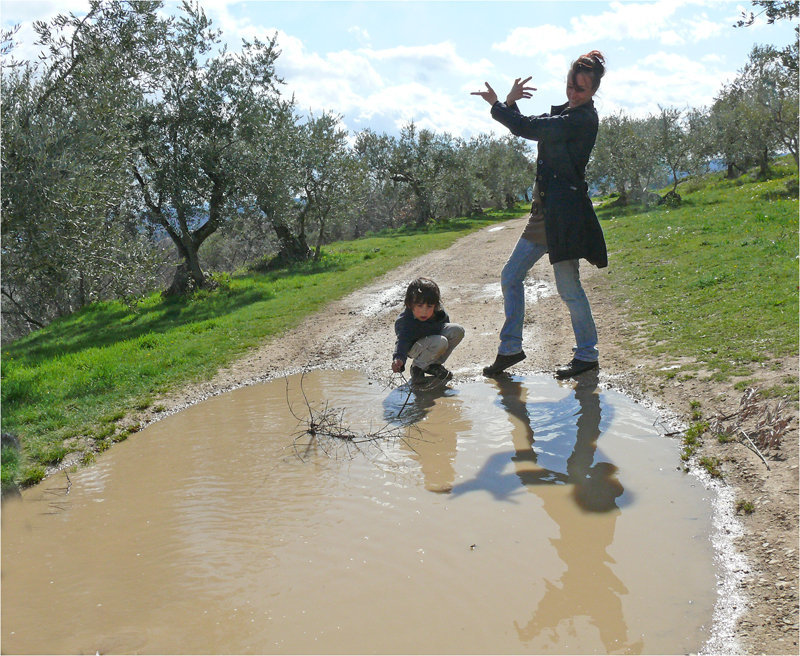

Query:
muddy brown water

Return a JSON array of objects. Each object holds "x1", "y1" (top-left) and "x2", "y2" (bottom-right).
[{"x1": 2, "y1": 370, "x2": 718, "y2": 654}]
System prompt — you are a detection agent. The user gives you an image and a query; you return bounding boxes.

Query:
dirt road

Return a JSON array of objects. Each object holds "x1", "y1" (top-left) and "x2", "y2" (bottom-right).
[{"x1": 144, "y1": 215, "x2": 798, "y2": 655}]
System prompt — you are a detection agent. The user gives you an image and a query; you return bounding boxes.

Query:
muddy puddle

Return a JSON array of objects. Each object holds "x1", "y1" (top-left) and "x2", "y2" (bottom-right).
[{"x1": 2, "y1": 370, "x2": 718, "y2": 654}]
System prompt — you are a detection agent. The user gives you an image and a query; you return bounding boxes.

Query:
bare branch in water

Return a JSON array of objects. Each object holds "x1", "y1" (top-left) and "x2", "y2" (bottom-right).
[{"x1": 286, "y1": 370, "x2": 423, "y2": 462}]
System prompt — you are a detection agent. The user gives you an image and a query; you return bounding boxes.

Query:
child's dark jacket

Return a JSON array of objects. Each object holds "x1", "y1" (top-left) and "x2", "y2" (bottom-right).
[{"x1": 393, "y1": 307, "x2": 450, "y2": 364}]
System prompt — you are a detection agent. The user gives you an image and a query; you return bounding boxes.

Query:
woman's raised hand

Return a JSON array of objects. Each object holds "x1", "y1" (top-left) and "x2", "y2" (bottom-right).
[
  {"x1": 505, "y1": 76, "x2": 536, "y2": 105},
  {"x1": 470, "y1": 81, "x2": 498, "y2": 105}
]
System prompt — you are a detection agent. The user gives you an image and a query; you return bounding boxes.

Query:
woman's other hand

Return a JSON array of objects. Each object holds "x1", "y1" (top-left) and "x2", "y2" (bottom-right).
[
  {"x1": 471, "y1": 82, "x2": 498, "y2": 105},
  {"x1": 392, "y1": 358, "x2": 405, "y2": 373},
  {"x1": 505, "y1": 76, "x2": 536, "y2": 105}
]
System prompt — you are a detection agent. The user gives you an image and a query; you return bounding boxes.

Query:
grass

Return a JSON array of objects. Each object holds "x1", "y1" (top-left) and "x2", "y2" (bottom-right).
[
  {"x1": 596, "y1": 158, "x2": 798, "y2": 386},
  {"x1": 1, "y1": 206, "x2": 524, "y2": 490},
  {"x1": 680, "y1": 421, "x2": 710, "y2": 462}
]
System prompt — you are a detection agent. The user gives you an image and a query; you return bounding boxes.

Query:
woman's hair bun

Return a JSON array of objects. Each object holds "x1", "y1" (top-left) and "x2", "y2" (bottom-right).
[{"x1": 581, "y1": 50, "x2": 605, "y2": 67}]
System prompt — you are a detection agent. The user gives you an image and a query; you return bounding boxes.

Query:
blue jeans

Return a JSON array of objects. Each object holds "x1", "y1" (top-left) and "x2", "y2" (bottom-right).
[{"x1": 499, "y1": 237, "x2": 598, "y2": 362}]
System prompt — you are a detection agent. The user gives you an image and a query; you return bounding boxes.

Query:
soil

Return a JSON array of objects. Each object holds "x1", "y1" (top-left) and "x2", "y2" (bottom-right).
[{"x1": 130, "y1": 215, "x2": 798, "y2": 655}]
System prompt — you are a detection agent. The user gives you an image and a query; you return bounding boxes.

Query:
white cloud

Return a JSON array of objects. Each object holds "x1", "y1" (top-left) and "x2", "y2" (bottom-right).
[
  {"x1": 492, "y1": 25, "x2": 571, "y2": 56},
  {"x1": 687, "y1": 15, "x2": 726, "y2": 41},
  {"x1": 588, "y1": 0, "x2": 685, "y2": 42},
  {"x1": 202, "y1": 2, "x2": 278, "y2": 47},
  {"x1": 493, "y1": 0, "x2": 720, "y2": 55},
  {"x1": 273, "y1": 29, "x2": 384, "y2": 112},
  {"x1": 347, "y1": 25, "x2": 370, "y2": 46},
  {"x1": 660, "y1": 31, "x2": 686, "y2": 46},
  {"x1": 601, "y1": 50, "x2": 737, "y2": 116},
  {"x1": 276, "y1": 35, "x2": 496, "y2": 135},
  {"x1": 362, "y1": 41, "x2": 493, "y2": 79}
]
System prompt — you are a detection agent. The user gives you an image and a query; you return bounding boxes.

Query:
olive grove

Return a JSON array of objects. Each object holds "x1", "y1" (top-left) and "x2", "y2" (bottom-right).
[{"x1": 2, "y1": 0, "x2": 797, "y2": 340}]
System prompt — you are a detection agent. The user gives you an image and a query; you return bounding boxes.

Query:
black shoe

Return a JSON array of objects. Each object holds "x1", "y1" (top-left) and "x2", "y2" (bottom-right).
[
  {"x1": 555, "y1": 358, "x2": 598, "y2": 379},
  {"x1": 426, "y1": 363, "x2": 453, "y2": 381},
  {"x1": 483, "y1": 350, "x2": 526, "y2": 376},
  {"x1": 410, "y1": 365, "x2": 427, "y2": 384},
  {"x1": 411, "y1": 364, "x2": 425, "y2": 385}
]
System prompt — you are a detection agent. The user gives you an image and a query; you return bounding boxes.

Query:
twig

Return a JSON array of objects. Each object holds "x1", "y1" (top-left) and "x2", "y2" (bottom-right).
[
  {"x1": 739, "y1": 429, "x2": 771, "y2": 471},
  {"x1": 285, "y1": 369, "x2": 419, "y2": 462},
  {"x1": 396, "y1": 384, "x2": 414, "y2": 418}
]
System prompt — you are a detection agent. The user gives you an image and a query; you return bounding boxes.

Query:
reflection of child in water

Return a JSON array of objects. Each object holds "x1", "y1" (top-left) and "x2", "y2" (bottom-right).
[{"x1": 391, "y1": 277, "x2": 465, "y2": 384}]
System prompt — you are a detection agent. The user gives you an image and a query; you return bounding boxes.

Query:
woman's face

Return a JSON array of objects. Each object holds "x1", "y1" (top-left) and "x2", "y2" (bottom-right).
[{"x1": 566, "y1": 71, "x2": 595, "y2": 108}]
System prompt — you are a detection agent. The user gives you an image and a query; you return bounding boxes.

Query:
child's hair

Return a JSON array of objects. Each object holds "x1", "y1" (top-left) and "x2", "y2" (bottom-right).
[{"x1": 404, "y1": 277, "x2": 441, "y2": 309}]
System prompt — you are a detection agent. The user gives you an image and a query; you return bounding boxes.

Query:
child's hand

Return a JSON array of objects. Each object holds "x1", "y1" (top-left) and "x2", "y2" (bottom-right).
[{"x1": 392, "y1": 358, "x2": 405, "y2": 373}]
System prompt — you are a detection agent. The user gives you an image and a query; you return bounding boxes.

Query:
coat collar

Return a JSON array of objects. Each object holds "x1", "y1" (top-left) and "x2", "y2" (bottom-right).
[{"x1": 550, "y1": 99, "x2": 595, "y2": 115}]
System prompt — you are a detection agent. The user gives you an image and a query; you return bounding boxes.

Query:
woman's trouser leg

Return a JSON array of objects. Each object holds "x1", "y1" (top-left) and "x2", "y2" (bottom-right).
[
  {"x1": 499, "y1": 238, "x2": 548, "y2": 356},
  {"x1": 552, "y1": 258, "x2": 598, "y2": 362}
]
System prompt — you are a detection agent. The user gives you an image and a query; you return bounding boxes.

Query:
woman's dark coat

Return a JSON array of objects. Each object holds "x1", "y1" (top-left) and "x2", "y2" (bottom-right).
[{"x1": 491, "y1": 99, "x2": 608, "y2": 268}]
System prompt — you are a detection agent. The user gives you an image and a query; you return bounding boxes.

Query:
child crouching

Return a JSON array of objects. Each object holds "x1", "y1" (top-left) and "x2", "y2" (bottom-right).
[{"x1": 391, "y1": 277, "x2": 465, "y2": 384}]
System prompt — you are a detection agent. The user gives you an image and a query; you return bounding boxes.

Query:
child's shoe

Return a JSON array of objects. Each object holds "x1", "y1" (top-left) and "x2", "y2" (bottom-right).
[
  {"x1": 426, "y1": 363, "x2": 452, "y2": 382},
  {"x1": 410, "y1": 365, "x2": 427, "y2": 384}
]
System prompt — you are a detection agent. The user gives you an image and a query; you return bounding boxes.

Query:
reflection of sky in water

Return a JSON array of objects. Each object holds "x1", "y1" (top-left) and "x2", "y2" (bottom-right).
[
  {"x1": 383, "y1": 384, "x2": 460, "y2": 426},
  {"x1": 526, "y1": 395, "x2": 613, "y2": 480},
  {"x1": 444, "y1": 374, "x2": 627, "y2": 512},
  {"x1": 383, "y1": 373, "x2": 634, "y2": 513}
]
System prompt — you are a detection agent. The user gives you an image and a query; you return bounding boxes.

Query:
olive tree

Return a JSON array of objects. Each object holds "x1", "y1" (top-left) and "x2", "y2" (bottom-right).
[
  {"x1": 652, "y1": 106, "x2": 714, "y2": 202},
  {"x1": 352, "y1": 128, "x2": 408, "y2": 234},
  {"x1": 389, "y1": 122, "x2": 455, "y2": 225},
  {"x1": 739, "y1": 44, "x2": 798, "y2": 168},
  {"x1": 710, "y1": 44, "x2": 798, "y2": 180},
  {"x1": 130, "y1": 2, "x2": 285, "y2": 294},
  {"x1": 587, "y1": 112, "x2": 661, "y2": 204},
  {"x1": 1, "y1": 1, "x2": 166, "y2": 339},
  {"x1": 296, "y1": 112, "x2": 365, "y2": 259},
  {"x1": 471, "y1": 134, "x2": 534, "y2": 209}
]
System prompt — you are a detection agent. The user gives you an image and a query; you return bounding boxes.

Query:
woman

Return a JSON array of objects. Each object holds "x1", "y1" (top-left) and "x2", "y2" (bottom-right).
[{"x1": 472, "y1": 51, "x2": 607, "y2": 379}]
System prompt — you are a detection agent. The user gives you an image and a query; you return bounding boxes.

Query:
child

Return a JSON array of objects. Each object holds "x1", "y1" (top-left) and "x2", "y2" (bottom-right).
[{"x1": 391, "y1": 277, "x2": 465, "y2": 384}]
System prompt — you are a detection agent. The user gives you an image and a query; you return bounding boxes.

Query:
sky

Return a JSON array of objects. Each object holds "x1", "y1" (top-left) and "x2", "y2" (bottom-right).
[{"x1": 1, "y1": 0, "x2": 797, "y2": 139}]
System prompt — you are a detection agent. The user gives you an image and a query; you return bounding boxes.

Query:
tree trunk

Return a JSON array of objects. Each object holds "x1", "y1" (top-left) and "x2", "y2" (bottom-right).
[
  {"x1": 314, "y1": 212, "x2": 326, "y2": 261},
  {"x1": 163, "y1": 262, "x2": 194, "y2": 297},
  {"x1": 758, "y1": 147, "x2": 770, "y2": 179},
  {"x1": 133, "y1": 166, "x2": 214, "y2": 296},
  {"x1": 271, "y1": 216, "x2": 312, "y2": 262}
]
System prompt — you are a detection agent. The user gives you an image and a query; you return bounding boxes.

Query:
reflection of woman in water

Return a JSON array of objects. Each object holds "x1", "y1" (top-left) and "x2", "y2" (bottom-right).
[
  {"x1": 452, "y1": 374, "x2": 640, "y2": 653},
  {"x1": 476, "y1": 371, "x2": 623, "y2": 512}
]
